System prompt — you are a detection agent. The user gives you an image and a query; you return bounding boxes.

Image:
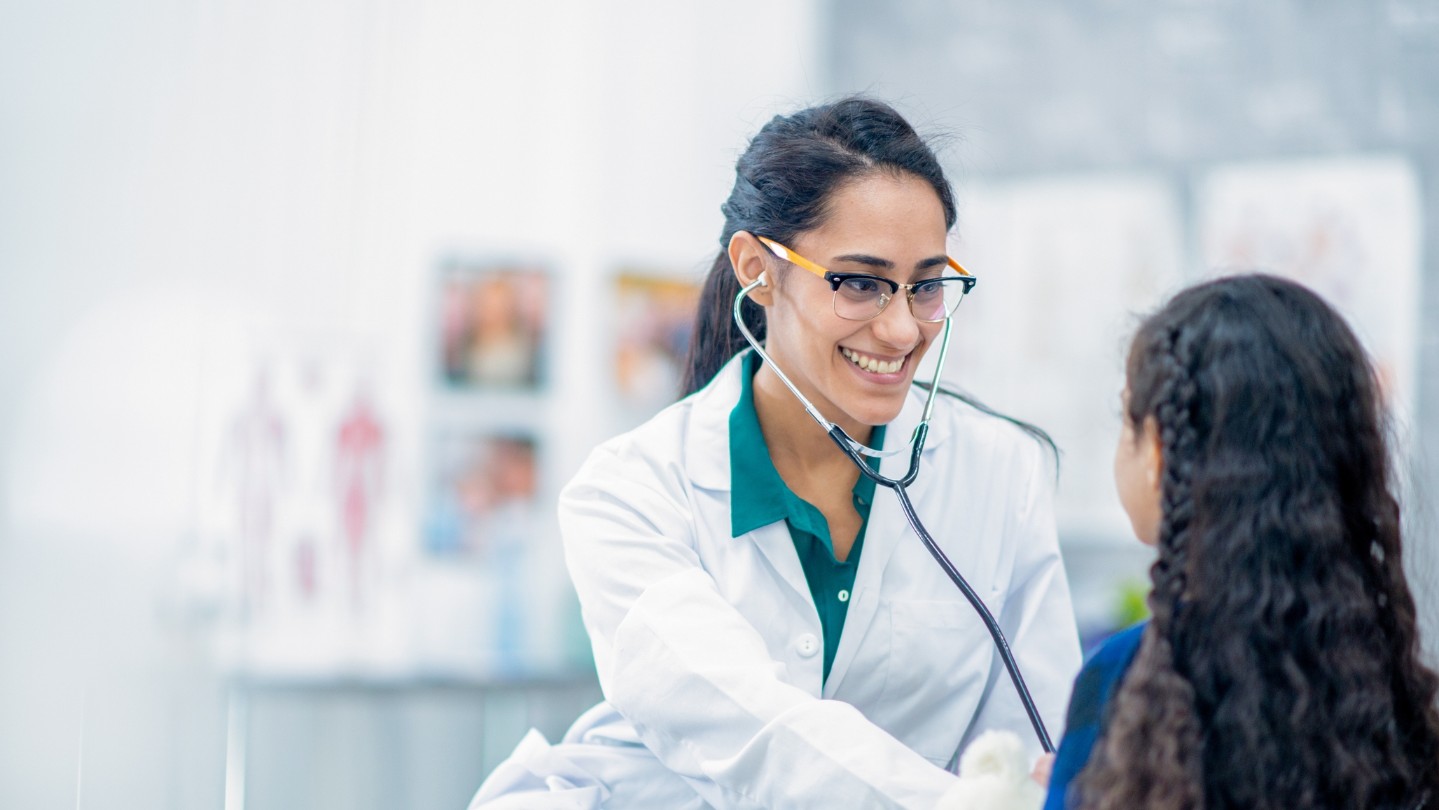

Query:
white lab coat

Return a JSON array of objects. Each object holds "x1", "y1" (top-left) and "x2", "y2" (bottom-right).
[{"x1": 471, "y1": 351, "x2": 1081, "y2": 809}]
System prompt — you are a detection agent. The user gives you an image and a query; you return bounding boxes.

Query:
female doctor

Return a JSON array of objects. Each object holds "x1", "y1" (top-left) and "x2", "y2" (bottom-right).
[{"x1": 471, "y1": 97, "x2": 1081, "y2": 809}]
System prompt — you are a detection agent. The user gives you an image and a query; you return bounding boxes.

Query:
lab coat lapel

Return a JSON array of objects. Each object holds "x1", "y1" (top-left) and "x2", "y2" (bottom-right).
[
  {"x1": 741, "y1": 521, "x2": 815, "y2": 610},
  {"x1": 687, "y1": 352, "x2": 814, "y2": 606},
  {"x1": 685, "y1": 352, "x2": 747, "y2": 492},
  {"x1": 823, "y1": 386, "x2": 949, "y2": 696}
]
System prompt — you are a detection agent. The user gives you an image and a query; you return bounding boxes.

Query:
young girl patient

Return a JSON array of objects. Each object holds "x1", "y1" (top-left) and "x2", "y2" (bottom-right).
[{"x1": 1044, "y1": 274, "x2": 1439, "y2": 810}]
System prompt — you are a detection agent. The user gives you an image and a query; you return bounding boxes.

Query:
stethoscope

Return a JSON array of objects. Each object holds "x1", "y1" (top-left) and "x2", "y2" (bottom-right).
[{"x1": 732, "y1": 268, "x2": 1056, "y2": 755}]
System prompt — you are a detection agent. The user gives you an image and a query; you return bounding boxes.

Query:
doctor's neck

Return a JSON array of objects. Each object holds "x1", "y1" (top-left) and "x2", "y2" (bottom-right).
[{"x1": 751, "y1": 361, "x2": 875, "y2": 477}]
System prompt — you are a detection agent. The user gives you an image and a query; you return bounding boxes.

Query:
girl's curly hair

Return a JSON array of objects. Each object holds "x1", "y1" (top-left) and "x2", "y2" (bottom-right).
[{"x1": 1076, "y1": 275, "x2": 1439, "y2": 810}]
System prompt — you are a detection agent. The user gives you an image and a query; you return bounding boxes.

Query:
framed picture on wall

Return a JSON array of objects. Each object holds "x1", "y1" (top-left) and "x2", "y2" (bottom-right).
[
  {"x1": 437, "y1": 261, "x2": 549, "y2": 390},
  {"x1": 422, "y1": 431, "x2": 540, "y2": 559},
  {"x1": 417, "y1": 429, "x2": 560, "y2": 675},
  {"x1": 1195, "y1": 157, "x2": 1421, "y2": 425},
  {"x1": 612, "y1": 272, "x2": 701, "y2": 414}
]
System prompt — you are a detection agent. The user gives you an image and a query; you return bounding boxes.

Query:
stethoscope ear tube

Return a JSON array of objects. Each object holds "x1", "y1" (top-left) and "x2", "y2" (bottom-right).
[{"x1": 828, "y1": 426, "x2": 1055, "y2": 754}]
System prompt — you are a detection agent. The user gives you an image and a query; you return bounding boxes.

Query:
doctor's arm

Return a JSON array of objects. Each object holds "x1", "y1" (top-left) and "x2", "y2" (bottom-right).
[
  {"x1": 956, "y1": 444, "x2": 1082, "y2": 761},
  {"x1": 560, "y1": 446, "x2": 963, "y2": 810}
]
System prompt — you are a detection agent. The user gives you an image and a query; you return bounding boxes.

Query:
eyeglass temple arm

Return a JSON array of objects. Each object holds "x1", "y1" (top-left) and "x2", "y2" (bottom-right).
[
  {"x1": 761, "y1": 233, "x2": 973, "y2": 282},
  {"x1": 755, "y1": 235, "x2": 827, "y2": 279}
]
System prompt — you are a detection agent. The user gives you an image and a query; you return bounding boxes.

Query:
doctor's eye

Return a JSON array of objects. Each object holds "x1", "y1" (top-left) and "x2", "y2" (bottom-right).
[
  {"x1": 911, "y1": 279, "x2": 945, "y2": 301},
  {"x1": 836, "y1": 275, "x2": 890, "y2": 299}
]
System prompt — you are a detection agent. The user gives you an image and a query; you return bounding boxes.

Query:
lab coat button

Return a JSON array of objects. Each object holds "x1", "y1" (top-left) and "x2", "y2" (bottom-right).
[
  {"x1": 795, "y1": 633, "x2": 820, "y2": 657},
  {"x1": 837, "y1": 589, "x2": 850, "y2": 602}
]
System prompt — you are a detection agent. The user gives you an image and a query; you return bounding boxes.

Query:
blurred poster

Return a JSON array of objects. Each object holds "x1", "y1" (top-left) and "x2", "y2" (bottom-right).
[
  {"x1": 423, "y1": 433, "x2": 539, "y2": 559},
  {"x1": 439, "y1": 262, "x2": 548, "y2": 389},
  {"x1": 1195, "y1": 158, "x2": 1421, "y2": 424},
  {"x1": 945, "y1": 175, "x2": 1186, "y2": 540},
  {"x1": 420, "y1": 432, "x2": 551, "y2": 675},
  {"x1": 333, "y1": 386, "x2": 387, "y2": 612},
  {"x1": 194, "y1": 344, "x2": 409, "y2": 674},
  {"x1": 215, "y1": 365, "x2": 290, "y2": 619},
  {"x1": 613, "y1": 273, "x2": 700, "y2": 412}
]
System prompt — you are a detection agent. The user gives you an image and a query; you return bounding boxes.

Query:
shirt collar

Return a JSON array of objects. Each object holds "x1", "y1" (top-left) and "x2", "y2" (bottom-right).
[
  {"x1": 728, "y1": 352, "x2": 885, "y2": 538},
  {"x1": 729, "y1": 352, "x2": 790, "y2": 537}
]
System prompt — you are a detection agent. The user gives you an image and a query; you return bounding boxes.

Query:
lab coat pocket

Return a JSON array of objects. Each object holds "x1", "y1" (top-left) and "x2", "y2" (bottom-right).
[{"x1": 881, "y1": 592, "x2": 1001, "y2": 762}]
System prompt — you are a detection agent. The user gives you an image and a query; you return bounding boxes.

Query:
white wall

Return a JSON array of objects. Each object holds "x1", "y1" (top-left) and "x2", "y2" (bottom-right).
[{"x1": 0, "y1": 1, "x2": 821, "y2": 807}]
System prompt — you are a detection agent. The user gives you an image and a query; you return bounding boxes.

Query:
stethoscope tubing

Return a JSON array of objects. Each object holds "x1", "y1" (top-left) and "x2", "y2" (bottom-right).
[
  {"x1": 827, "y1": 424, "x2": 1056, "y2": 753},
  {"x1": 731, "y1": 272, "x2": 1055, "y2": 754}
]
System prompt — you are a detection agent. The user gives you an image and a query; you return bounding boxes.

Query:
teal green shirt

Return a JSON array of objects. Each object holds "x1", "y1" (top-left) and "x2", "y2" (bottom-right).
[{"x1": 728, "y1": 351, "x2": 884, "y2": 683}]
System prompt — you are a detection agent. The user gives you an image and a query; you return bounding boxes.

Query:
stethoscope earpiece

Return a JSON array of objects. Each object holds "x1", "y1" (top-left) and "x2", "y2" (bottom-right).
[{"x1": 757, "y1": 272, "x2": 769, "y2": 288}]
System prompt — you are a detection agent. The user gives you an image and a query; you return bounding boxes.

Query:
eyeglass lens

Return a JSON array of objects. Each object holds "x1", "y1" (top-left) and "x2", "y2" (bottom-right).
[{"x1": 832, "y1": 276, "x2": 968, "y2": 322}]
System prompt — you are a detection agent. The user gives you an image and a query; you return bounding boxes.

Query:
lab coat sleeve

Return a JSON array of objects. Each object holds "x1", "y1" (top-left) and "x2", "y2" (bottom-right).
[
  {"x1": 956, "y1": 442, "x2": 1081, "y2": 761},
  {"x1": 559, "y1": 444, "x2": 962, "y2": 810}
]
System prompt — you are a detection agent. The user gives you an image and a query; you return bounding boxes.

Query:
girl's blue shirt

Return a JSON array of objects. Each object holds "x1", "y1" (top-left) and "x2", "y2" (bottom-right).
[{"x1": 1043, "y1": 621, "x2": 1147, "y2": 810}]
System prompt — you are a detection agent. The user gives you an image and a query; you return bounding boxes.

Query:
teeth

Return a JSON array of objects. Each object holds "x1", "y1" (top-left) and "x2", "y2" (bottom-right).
[{"x1": 842, "y1": 347, "x2": 902, "y2": 374}]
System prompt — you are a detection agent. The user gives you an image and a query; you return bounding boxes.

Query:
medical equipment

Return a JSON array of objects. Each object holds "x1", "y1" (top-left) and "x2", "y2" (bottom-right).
[{"x1": 732, "y1": 257, "x2": 1056, "y2": 755}]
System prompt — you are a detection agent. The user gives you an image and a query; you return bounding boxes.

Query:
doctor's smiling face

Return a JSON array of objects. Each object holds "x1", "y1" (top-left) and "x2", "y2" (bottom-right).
[{"x1": 740, "y1": 171, "x2": 950, "y2": 436}]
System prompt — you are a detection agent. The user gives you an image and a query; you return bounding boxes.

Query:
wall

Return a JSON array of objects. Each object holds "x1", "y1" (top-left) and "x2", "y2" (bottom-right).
[
  {"x1": 0, "y1": 1, "x2": 821, "y2": 807},
  {"x1": 824, "y1": 0, "x2": 1439, "y2": 648}
]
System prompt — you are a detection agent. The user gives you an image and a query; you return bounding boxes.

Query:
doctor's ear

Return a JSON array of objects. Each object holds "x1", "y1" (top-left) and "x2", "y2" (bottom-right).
[{"x1": 728, "y1": 231, "x2": 774, "y2": 305}]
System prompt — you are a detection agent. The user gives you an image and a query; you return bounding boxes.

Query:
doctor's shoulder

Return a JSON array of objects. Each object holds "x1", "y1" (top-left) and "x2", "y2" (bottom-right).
[
  {"x1": 559, "y1": 373, "x2": 732, "y2": 517},
  {"x1": 926, "y1": 384, "x2": 1058, "y2": 482}
]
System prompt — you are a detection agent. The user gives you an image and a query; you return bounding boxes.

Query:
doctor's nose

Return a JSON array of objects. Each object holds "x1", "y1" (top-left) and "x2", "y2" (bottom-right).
[{"x1": 869, "y1": 292, "x2": 922, "y2": 349}]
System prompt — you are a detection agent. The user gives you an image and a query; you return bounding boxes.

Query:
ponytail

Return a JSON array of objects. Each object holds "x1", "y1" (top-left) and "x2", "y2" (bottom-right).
[{"x1": 680, "y1": 250, "x2": 765, "y2": 397}]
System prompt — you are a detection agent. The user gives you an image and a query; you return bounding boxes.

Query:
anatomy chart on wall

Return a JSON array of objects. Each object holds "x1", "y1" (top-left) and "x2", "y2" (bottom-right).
[
  {"x1": 193, "y1": 344, "x2": 409, "y2": 675},
  {"x1": 944, "y1": 174, "x2": 1186, "y2": 542},
  {"x1": 1195, "y1": 157, "x2": 1422, "y2": 427}
]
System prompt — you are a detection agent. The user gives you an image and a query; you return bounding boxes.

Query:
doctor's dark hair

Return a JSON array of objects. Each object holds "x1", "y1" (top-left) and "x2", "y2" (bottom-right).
[
  {"x1": 1076, "y1": 275, "x2": 1439, "y2": 810},
  {"x1": 680, "y1": 97, "x2": 1055, "y2": 455}
]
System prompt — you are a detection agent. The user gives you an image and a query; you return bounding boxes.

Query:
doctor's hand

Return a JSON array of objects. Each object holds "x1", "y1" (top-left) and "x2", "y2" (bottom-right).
[{"x1": 934, "y1": 731, "x2": 1044, "y2": 810}]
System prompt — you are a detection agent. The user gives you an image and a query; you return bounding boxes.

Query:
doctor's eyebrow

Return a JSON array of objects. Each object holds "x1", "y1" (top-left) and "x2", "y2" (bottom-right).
[{"x1": 830, "y1": 254, "x2": 951, "y2": 272}]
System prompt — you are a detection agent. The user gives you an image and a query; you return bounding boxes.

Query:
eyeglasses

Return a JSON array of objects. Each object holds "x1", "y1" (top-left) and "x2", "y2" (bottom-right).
[{"x1": 756, "y1": 236, "x2": 976, "y2": 323}]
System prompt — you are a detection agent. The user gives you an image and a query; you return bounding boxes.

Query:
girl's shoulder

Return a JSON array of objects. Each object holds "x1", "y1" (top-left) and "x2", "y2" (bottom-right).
[
  {"x1": 1043, "y1": 622, "x2": 1148, "y2": 810},
  {"x1": 1067, "y1": 622, "x2": 1147, "y2": 741},
  {"x1": 1088, "y1": 621, "x2": 1147, "y2": 670}
]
